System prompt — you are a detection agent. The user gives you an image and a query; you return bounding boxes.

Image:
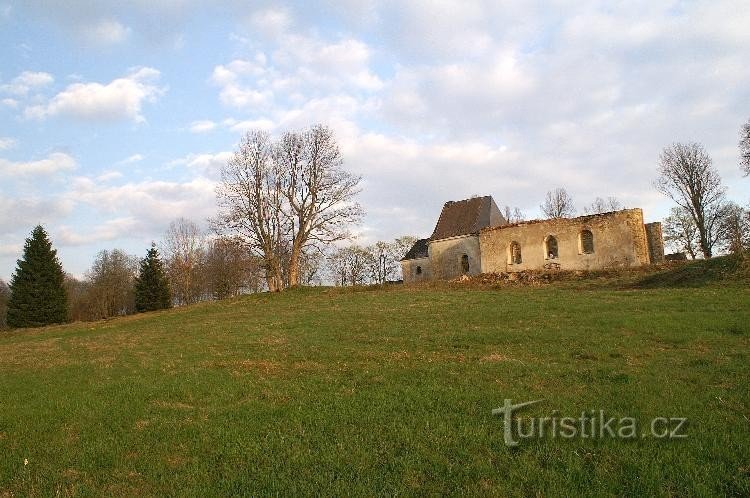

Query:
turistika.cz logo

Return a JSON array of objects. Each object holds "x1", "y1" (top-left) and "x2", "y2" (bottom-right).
[{"x1": 492, "y1": 399, "x2": 688, "y2": 446}]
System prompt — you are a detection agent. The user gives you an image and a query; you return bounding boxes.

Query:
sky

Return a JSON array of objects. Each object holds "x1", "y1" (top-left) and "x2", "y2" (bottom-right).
[{"x1": 1, "y1": 0, "x2": 749, "y2": 280}]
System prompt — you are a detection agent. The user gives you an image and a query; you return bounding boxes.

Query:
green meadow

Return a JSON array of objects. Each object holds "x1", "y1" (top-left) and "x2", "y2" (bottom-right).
[{"x1": 1, "y1": 277, "x2": 749, "y2": 495}]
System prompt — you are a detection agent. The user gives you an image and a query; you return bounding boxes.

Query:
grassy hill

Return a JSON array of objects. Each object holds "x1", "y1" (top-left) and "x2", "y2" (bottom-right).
[{"x1": 0, "y1": 283, "x2": 749, "y2": 496}]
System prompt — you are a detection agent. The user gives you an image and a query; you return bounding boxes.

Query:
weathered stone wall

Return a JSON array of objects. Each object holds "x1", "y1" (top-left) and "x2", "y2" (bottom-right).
[
  {"x1": 479, "y1": 209, "x2": 652, "y2": 273},
  {"x1": 645, "y1": 222, "x2": 665, "y2": 264},
  {"x1": 428, "y1": 235, "x2": 481, "y2": 280},
  {"x1": 401, "y1": 257, "x2": 431, "y2": 283}
]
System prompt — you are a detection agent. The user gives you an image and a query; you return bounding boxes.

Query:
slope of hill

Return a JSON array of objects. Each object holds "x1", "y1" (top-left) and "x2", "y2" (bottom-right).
[{"x1": 0, "y1": 285, "x2": 748, "y2": 495}]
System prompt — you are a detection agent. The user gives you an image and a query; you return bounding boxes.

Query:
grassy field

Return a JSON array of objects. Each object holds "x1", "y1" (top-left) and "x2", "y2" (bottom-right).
[{"x1": 0, "y1": 279, "x2": 749, "y2": 496}]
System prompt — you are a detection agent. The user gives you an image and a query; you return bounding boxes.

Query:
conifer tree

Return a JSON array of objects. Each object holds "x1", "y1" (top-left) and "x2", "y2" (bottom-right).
[
  {"x1": 134, "y1": 243, "x2": 172, "y2": 312},
  {"x1": 7, "y1": 225, "x2": 68, "y2": 328}
]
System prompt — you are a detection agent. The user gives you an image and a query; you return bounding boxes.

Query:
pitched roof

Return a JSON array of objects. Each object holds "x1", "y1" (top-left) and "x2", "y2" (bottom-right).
[
  {"x1": 401, "y1": 238, "x2": 429, "y2": 261},
  {"x1": 430, "y1": 195, "x2": 506, "y2": 240}
]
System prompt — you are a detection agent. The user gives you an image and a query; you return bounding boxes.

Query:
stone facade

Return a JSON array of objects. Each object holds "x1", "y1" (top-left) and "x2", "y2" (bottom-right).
[
  {"x1": 644, "y1": 222, "x2": 665, "y2": 264},
  {"x1": 401, "y1": 196, "x2": 665, "y2": 281},
  {"x1": 480, "y1": 209, "x2": 652, "y2": 273},
  {"x1": 428, "y1": 235, "x2": 482, "y2": 280},
  {"x1": 401, "y1": 256, "x2": 431, "y2": 283}
]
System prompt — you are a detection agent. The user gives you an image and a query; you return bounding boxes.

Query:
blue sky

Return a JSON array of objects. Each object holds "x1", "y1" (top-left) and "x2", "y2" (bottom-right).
[{"x1": 1, "y1": 0, "x2": 749, "y2": 280}]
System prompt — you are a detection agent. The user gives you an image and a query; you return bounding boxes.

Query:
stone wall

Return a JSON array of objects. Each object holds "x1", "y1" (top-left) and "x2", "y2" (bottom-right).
[
  {"x1": 401, "y1": 257, "x2": 431, "y2": 283},
  {"x1": 644, "y1": 222, "x2": 665, "y2": 264},
  {"x1": 428, "y1": 235, "x2": 482, "y2": 280},
  {"x1": 479, "y1": 209, "x2": 652, "y2": 273}
]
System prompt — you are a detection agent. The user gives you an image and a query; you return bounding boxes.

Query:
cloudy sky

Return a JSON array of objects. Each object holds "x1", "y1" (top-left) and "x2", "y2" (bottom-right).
[{"x1": 1, "y1": 0, "x2": 749, "y2": 279}]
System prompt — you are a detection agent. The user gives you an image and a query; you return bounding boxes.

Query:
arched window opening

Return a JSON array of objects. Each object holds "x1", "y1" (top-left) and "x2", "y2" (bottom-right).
[
  {"x1": 545, "y1": 236, "x2": 559, "y2": 259},
  {"x1": 580, "y1": 230, "x2": 594, "y2": 254},
  {"x1": 416, "y1": 265, "x2": 422, "y2": 275},
  {"x1": 510, "y1": 242, "x2": 522, "y2": 264},
  {"x1": 461, "y1": 254, "x2": 470, "y2": 274}
]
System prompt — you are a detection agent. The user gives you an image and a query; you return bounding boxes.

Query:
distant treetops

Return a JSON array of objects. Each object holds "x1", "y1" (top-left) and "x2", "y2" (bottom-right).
[
  {"x1": 134, "y1": 243, "x2": 172, "y2": 313},
  {"x1": 7, "y1": 225, "x2": 68, "y2": 328}
]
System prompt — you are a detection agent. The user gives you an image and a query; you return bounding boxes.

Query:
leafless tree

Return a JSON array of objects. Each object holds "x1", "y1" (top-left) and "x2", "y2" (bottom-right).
[
  {"x1": 391, "y1": 236, "x2": 417, "y2": 261},
  {"x1": 64, "y1": 274, "x2": 91, "y2": 322},
  {"x1": 740, "y1": 119, "x2": 750, "y2": 176},
  {"x1": 503, "y1": 206, "x2": 526, "y2": 223},
  {"x1": 0, "y1": 279, "x2": 9, "y2": 328},
  {"x1": 718, "y1": 202, "x2": 750, "y2": 256},
  {"x1": 163, "y1": 218, "x2": 207, "y2": 305},
  {"x1": 583, "y1": 197, "x2": 623, "y2": 215},
  {"x1": 297, "y1": 250, "x2": 325, "y2": 286},
  {"x1": 326, "y1": 245, "x2": 374, "y2": 286},
  {"x1": 655, "y1": 143, "x2": 726, "y2": 258},
  {"x1": 663, "y1": 207, "x2": 700, "y2": 259},
  {"x1": 541, "y1": 188, "x2": 575, "y2": 218},
  {"x1": 85, "y1": 249, "x2": 139, "y2": 319},
  {"x1": 215, "y1": 131, "x2": 286, "y2": 291},
  {"x1": 276, "y1": 125, "x2": 363, "y2": 287},
  {"x1": 204, "y1": 236, "x2": 264, "y2": 298}
]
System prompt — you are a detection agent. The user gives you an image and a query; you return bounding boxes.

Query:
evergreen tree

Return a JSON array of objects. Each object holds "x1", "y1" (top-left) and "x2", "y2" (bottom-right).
[
  {"x1": 134, "y1": 243, "x2": 172, "y2": 312},
  {"x1": 7, "y1": 225, "x2": 68, "y2": 328}
]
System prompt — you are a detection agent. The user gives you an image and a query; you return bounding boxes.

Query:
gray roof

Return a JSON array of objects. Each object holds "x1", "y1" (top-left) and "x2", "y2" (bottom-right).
[
  {"x1": 401, "y1": 238, "x2": 429, "y2": 261},
  {"x1": 430, "y1": 196, "x2": 506, "y2": 240}
]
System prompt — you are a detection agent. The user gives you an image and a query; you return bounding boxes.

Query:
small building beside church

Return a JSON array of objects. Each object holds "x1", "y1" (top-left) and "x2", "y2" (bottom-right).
[{"x1": 401, "y1": 195, "x2": 664, "y2": 283}]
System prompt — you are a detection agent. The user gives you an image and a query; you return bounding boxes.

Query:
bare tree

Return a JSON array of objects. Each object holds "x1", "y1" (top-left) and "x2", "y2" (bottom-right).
[
  {"x1": 326, "y1": 245, "x2": 373, "y2": 286},
  {"x1": 85, "y1": 249, "x2": 139, "y2": 319},
  {"x1": 298, "y1": 250, "x2": 325, "y2": 286},
  {"x1": 215, "y1": 131, "x2": 286, "y2": 291},
  {"x1": 583, "y1": 197, "x2": 623, "y2": 215},
  {"x1": 163, "y1": 218, "x2": 206, "y2": 305},
  {"x1": 718, "y1": 202, "x2": 750, "y2": 256},
  {"x1": 391, "y1": 236, "x2": 418, "y2": 261},
  {"x1": 741, "y1": 119, "x2": 750, "y2": 176},
  {"x1": 663, "y1": 207, "x2": 700, "y2": 259},
  {"x1": 655, "y1": 143, "x2": 726, "y2": 258},
  {"x1": 0, "y1": 279, "x2": 8, "y2": 329},
  {"x1": 64, "y1": 274, "x2": 91, "y2": 322},
  {"x1": 204, "y1": 236, "x2": 263, "y2": 298},
  {"x1": 276, "y1": 125, "x2": 363, "y2": 287},
  {"x1": 503, "y1": 206, "x2": 526, "y2": 223},
  {"x1": 541, "y1": 188, "x2": 575, "y2": 218}
]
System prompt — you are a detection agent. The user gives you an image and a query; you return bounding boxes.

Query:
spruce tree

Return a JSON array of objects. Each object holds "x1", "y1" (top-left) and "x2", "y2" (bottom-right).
[
  {"x1": 134, "y1": 243, "x2": 172, "y2": 312},
  {"x1": 7, "y1": 225, "x2": 68, "y2": 328}
]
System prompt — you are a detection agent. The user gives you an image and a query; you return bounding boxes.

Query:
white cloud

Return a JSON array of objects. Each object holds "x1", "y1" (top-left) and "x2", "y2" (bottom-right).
[
  {"x1": 189, "y1": 120, "x2": 218, "y2": 133},
  {"x1": 224, "y1": 117, "x2": 275, "y2": 133},
  {"x1": 118, "y1": 153, "x2": 144, "y2": 164},
  {"x1": 96, "y1": 170, "x2": 124, "y2": 182},
  {"x1": 0, "y1": 137, "x2": 16, "y2": 150},
  {"x1": 0, "y1": 197, "x2": 75, "y2": 234},
  {"x1": 168, "y1": 151, "x2": 232, "y2": 178},
  {"x1": 24, "y1": 67, "x2": 164, "y2": 122},
  {"x1": 0, "y1": 151, "x2": 77, "y2": 176},
  {"x1": 81, "y1": 19, "x2": 131, "y2": 45},
  {"x1": 70, "y1": 176, "x2": 217, "y2": 228},
  {"x1": 56, "y1": 217, "x2": 139, "y2": 246},
  {"x1": 0, "y1": 71, "x2": 54, "y2": 96}
]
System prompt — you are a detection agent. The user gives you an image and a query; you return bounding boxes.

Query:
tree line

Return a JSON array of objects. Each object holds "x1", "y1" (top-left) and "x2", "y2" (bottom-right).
[
  {"x1": 0, "y1": 219, "x2": 418, "y2": 328},
  {"x1": 1, "y1": 119, "x2": 749, "y2": 329}
]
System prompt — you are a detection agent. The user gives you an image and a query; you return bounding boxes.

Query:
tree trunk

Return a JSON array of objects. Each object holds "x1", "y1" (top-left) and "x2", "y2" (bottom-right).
[{"x1": 287, "y1": 242, "x2": 302, "y2": 288}]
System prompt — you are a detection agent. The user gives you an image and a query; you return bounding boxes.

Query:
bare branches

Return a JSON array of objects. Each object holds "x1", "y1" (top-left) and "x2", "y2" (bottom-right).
[
  {"x1": 741, "y1": 119, "x2": 750, "y2": 176},
  {"x1": 503, "y1": 206, "x2": 526, "y2": 223},
  {"x1": 663, "y1": 207, "x2": 700, "y2": 259},
  {"x1": 162, "y1": 218, "x2": 206, "y2": 305},
  {"x1": 655, "y1": 143, "x2": 725, "y2": 258},
  {"x1": 583, "y1": 197, "x2": 623, "y2": 215},
  {"x1": 541, "y1": 188, "x2": 575, "y2": 219},
  {"x1": 214, "y1": 125, "x2": 363, "y2": 290}
]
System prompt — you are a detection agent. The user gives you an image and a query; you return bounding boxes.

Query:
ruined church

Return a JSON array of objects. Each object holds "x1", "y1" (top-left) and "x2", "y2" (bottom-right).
[{"x1": 401, "y1": 196, "x2": 664, "y2": 283}]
